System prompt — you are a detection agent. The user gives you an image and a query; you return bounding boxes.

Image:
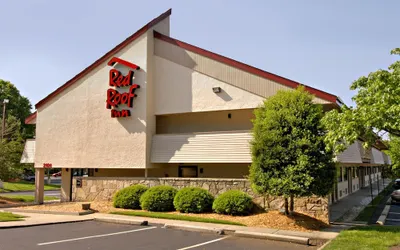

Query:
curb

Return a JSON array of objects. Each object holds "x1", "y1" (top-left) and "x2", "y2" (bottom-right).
[
  {"x1": 96, "y1": 217, "x2": 311, "y2": 245},
  {"x1": 163, "y1": 223, "x2": 230, "y2": 235},
  {"x1": 94, "y1": 217, "x2": 152, "y2": 226},
  {"x1": 3, "y1": 208, "x2": 95, "y2": 216},
  {"x1": 234, "y1": 230, "x2": 309, "y2": 245},
  {"x1": 0, "y1": 218, "x2": 93, "y2": 229},
  {"x1": 376, "y1": 205, "x2": 391, "y2": 225},
  {"x1": 317, "y1": 239, "x2": 333, "y2": 250},
  {"x1": 386, "y1": 198, "x2": 392, "y2": 205}
]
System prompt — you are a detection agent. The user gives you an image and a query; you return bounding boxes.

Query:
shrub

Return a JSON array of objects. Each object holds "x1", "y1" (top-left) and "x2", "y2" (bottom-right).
[
  {"x1": 113, "y1": 185, "x2": 148, "y2": 209},
  {"x1": 140, "y1": 185, "x2": 177, "y2": 212},
  {"x1": 174, "y1": 187, "x2": 214, "y2": 213},
  {"x1": 212, "y1": 190, "x2": 253, "y2": 215}
]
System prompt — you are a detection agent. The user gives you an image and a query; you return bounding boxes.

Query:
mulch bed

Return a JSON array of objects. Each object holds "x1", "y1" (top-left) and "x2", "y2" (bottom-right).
[{"x1": 14, "y1": 201, "x2": 329, "y2": 232}]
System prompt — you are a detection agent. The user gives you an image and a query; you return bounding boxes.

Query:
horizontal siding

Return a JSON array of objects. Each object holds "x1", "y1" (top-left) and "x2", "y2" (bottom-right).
[
  {"x1": 20, "y1": 139, "x2": 35, "y2": 164},
  {"x1": 154, "y1": 39, "x2": 330, "y2": 105},
  {"x1": 151, "y1": 132, "x2": 252, "y2": 163},
  {"x1": 336, "y1": 141, "x2": 362, "y2": 164},
  {"x1": 372, "y1": 147, "x2": 385, "y2": 164}
]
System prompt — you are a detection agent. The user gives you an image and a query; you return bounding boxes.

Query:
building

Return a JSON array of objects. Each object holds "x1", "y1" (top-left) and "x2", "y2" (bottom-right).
[{"x1": 21, "y1": 9, "x2": 390, "y2": 206}]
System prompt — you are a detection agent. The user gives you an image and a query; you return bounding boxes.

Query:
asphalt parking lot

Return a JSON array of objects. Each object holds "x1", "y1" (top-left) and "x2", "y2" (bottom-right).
[
  {"x1": 0, "y1": 221, "x2": 317, "y2": 250},
  {"x1": 385, "y1": 203, "x2": 400, "y2": 226}
]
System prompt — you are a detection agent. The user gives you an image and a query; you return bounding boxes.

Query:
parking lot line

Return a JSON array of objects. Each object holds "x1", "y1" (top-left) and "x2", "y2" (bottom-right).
[
  {"x1": 37, "y1": 226, "x2": 157, "y2": 246},
  {"x1": 389, "y1": 212, "x2": 400, "y2": 215},
  {"x1": 177, "y1": 236, "x2": 230, "y2": 250},
  {"x1": 386, "y1": 218, "x2": 400, "y2": 222}
]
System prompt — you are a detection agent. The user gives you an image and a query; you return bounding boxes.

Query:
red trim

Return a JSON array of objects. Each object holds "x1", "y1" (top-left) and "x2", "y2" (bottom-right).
[
  {"x1": 35, "y1": 9, "x2": 172, "y2": 109},
  {"x1": 154, "y1": 31, "x2": 339, "y2": 104},
  {"x1": 25, "y1": 112, "x2": 37, "y2": 124},
  {"x1": 107, "y1": 57, "x2": 140, "y2": 70}
]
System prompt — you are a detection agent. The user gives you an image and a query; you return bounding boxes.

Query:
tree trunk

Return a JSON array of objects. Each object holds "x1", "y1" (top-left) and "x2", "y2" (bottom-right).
[
  {"x1": 284, "y1": 197, "x2": 289, "y2": 215},
  {"x1": 290, "y1": 194, "x2": 294, "y2": 214}
]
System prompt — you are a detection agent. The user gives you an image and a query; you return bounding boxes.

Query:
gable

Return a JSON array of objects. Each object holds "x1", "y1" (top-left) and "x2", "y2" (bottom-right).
[{"x1": 154, "y1": 31, "x2": 338, "y2": 105}]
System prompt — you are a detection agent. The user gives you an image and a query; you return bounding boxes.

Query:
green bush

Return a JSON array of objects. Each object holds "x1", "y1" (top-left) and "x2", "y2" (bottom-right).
[
  {"x1": 140, "y1": 185, "x2": 177, "y2": 212},
  {"x1": 174, "y1": 187, "x2": 214, "y2": 213},
  {"x1": 113, "y1": 185, "x2": 148, "y2": 209},
  {"x1": 212, "y1": 190, "x2": 253, "y2": 215}
]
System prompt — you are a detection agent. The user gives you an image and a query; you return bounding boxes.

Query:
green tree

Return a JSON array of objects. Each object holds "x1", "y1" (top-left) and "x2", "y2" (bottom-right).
[
  {"x1": 322, "y1": 48, "x2": 400, "y2": 155},
  {"x1": 249, "y1": 87, "x2": 336, "y2": 215},
  {"x1": 0, "y1": 139, "x2": 25, "y2": 181},
  {"x1": 0, "y1": 79, "x2": 34, "y2": 139},
  {"x1": 387, "y1": 135, "x2": 400, "y2": 174}
]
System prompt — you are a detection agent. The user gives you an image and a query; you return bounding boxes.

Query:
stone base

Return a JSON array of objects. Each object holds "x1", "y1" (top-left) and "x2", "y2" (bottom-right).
[{"x1": 71, "y1": 177, "x2": 329, "y2": 221}]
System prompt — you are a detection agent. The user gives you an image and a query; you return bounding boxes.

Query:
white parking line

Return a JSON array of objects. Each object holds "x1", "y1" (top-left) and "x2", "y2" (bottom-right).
[
  {"x1": 389, "y1": 212, "x2": 400, "y2": 215},
  {"x1": 37, "y1": 226, "x2": 157, "y2": 246},
  {"x1": 386, "y1": 218, "x2": 400, "y2": 222},
  {"x1": 177, "y1": 236, "x2": 230, "y2": 250}
]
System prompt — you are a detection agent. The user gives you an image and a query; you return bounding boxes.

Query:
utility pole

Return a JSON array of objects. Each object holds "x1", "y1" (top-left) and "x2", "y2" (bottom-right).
[{"x1": 1, "y1": 99, "x2": 9, "y2": 141}]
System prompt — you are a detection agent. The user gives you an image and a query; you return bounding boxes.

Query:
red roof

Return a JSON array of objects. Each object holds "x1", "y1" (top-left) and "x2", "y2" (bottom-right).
[
  {"x1": 154, "y1": 31, "x2": 339, "y2": 104},
  {"x1": 34, "y1": 8, "x2": 172, "y2": 110}
]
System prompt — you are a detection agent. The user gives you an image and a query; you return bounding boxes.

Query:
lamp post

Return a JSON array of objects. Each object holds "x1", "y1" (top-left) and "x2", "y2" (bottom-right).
[{"x1": 1, "y1": 99, "x2": 9, "y2": 141}]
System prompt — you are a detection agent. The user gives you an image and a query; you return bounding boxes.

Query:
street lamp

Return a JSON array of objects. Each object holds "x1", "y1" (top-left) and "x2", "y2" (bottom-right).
[{"x1": 1, "y1": 99, "x2": 9, "y2": 141}]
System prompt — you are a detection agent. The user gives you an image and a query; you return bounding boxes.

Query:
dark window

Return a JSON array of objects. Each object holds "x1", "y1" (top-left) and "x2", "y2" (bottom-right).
[
  {"x1": 344, "y1": 168, "x2": 348, "y2": 181},
  {"x1": 178, "y1": 166, "x2": 198, "y2": 177},
  {"x1": 352, "y1": 168, "x2": 356, "y2": 178},
  {"x1": 337, "y1": 167, "x2": 343, "y2": 182}
]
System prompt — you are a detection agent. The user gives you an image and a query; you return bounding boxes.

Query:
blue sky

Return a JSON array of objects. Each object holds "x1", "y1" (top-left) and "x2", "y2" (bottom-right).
[{"x1": 0, "y1": 0, "x2": 398, "y2": 109}]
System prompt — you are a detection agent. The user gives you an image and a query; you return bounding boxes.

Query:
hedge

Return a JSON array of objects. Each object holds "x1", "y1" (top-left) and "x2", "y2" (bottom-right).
[
  {"x1": 212, "y1": 190, "x2": 253, "y2": 215},
  {"x1": 174, "y1": 187, "x2": 214, "y2": 213},
  {"x1": 140, "y1": 185, "x2": 177, "y2": 212},
  {"x1": 113, "y1": 185, "x2": 148, "y2": 209}
]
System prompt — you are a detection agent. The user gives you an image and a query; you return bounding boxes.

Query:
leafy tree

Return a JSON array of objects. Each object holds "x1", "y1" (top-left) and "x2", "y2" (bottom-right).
[
  {"x1": 387, "y1": 135, "x2": 400, "y2": 174},
  {"x1": 249, "y1": 87, "x2": 336, "y2": 215},
  {"x1": 0, "y1": 79, "x2": 34, "y2": 139},
  {"x1": 322, "y1": 48, "x2": 400, "y2": 154},
  {"x1": 0, "y1": 139, "x2": 25, "y2": 181}
]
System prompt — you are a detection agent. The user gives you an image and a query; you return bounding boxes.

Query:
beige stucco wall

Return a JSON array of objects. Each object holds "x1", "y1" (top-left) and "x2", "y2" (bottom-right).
[
  {"x1": 154, "y1": 56, "x2": 265, "y2": 115},
  {"x1": 34, "y1": 17, "x2": 171, "y2": 170},
  {"x1": 35, "y1": 35, "x2": 148, "y2": 169},
  {"x1": 156, "y1": 109, "x2": 254, "y2": 134},
  {"x1": 61, "y1": 168, "x2": 71, "y2": 202}
]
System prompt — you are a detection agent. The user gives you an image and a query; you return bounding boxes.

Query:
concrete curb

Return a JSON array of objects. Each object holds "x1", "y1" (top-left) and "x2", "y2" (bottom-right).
[
  {"x1": 163, "y1": 223, "x2": 230, "y2": 235},
  {"x1": 3, "y1": 208, "x2": 95, "y2": 216},
  {"x1": 376, "y1": 205, "x2": 391, "y2": 225},
  {"x1": 234, "y1": 230, "x2": 310, "y2": 245},
  {"x1": 94, "y1": 217, "x2": 151, "y2": 226},
  {"x1": 0, "y1": 219, "x2": 93, "y2": 229},
  {"x1": 96, "y1": 216, "x2": 312, "y2": 245},
  {"x1": 386, "y1": 198, "x2": 392, "y2": 205},
  {"x1": 317, "y1": 239, "x2": 333, "y2": 250}
]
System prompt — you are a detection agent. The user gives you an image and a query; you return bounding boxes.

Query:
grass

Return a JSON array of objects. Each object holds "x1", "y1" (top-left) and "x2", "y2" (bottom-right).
[
  {"x1": 0, "y1": 181, "x2": 60, "y2": 192},
  {"x1": 354, "y1": 182, "x2": 394, "y2": 222},
  {"x1": 110, "y1": 211, "x2": 246, "y2": 226},
  {"x1": 0, "y1": 212, "x2": 24, "y2": 222},
  {"x1": 324, "y1": 226, "x2": 400, "y2": 250},
  {"x1": 0, "y1": 195, "x2": 59, "y2": 202}
]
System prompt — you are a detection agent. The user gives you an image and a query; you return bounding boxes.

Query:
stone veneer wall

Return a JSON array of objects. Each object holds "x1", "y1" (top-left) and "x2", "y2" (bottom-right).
[{"x1": 71, "y1": 177, "x2": 328, "y2": 221}]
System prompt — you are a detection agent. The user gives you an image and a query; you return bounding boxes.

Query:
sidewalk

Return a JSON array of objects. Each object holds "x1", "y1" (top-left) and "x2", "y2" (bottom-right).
[
  {"x1": 329, "y1": 178, "x2": 391, "y2": 222},
  {"x1": 0, "y1": 210, "x2": 92, "y2": 228}
]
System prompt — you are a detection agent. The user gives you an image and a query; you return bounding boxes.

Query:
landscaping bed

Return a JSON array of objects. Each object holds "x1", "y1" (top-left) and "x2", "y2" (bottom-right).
[{"x1": 13, "y1": 201, "x2": 329, "y2": 231}]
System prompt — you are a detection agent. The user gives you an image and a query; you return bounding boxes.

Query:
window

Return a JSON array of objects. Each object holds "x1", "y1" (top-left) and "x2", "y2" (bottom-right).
[
  {"x1": 178, "y1": 166, "x2": 198, "y2": 177},
  {"x1": 344, "y1": 167, "x2": 348, "y2": 181},
  {"x1": 352, "y1": 168, "x2": 356, "y2": 178},
  {"x1": 337, "y1": 167, "x2": 343, "y2": 182}
]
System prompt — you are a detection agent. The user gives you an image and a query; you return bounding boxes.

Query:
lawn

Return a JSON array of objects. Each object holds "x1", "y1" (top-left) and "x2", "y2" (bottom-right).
[
  {"x1": 111, "y1": 211, "x2": 246, "y2": 226},
  {"x1": 324, "y1": 226, "x2": 400, "y2": 250},
  {"x1": 0, "y1": 212, "x2": 24, "y2": 222},
  {"x1": 0, "y1": 195, "x2": 59, "y2": 203},
  {"x1": 354, "y1": 182, "x2": 393, "y2": 222},
  {"x1": 0, "y1": 181, "x2": 60, "y2": 192}
]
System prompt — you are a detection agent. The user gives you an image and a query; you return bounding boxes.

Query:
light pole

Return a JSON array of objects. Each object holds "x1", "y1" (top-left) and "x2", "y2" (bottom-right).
[{"x1": 1, "y1": 99, "x2": 9, "y2": 141}]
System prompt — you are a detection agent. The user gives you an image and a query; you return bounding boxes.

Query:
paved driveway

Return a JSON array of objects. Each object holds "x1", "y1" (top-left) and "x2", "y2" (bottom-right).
[
  {"x1": 0, "y1": 190, "x2": 60, "y2": 198},
  {"x1": 0, "y1": 221, "x2": 317, "y2": 250},
  {"x1": 385, "y1": 203, "x2": 400, "y2": 225}
]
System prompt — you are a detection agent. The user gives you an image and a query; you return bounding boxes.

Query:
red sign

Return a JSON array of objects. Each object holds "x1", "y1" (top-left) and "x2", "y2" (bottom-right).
[
  {"x1": 43, "y1": 163, "x2": 52, "y2": 168},
  {"x1": 106, "y1": 57, "x2": 140, "y2": 117}
]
